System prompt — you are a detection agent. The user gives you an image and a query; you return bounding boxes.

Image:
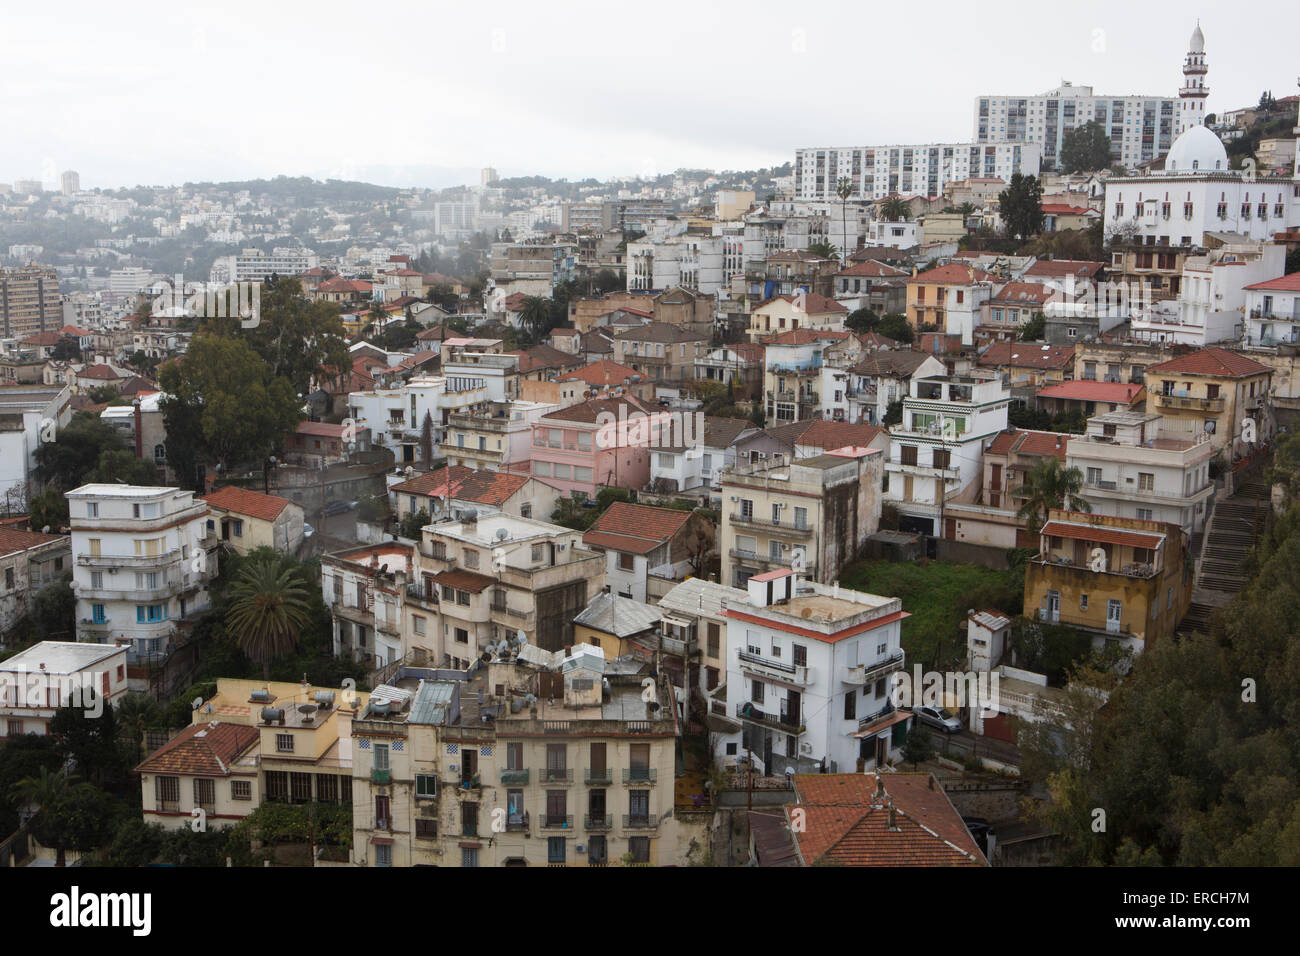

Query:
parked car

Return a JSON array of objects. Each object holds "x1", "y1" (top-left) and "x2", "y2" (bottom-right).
[
  {"x1": 914, "y1": 705, "x2": 962, "y2": 734},
  {"x1": 963, "y1": 816, "x2": 992, "y2": 857},
  {"x1": 323, "y1": 500, "x2": 353, "y2": 517}
]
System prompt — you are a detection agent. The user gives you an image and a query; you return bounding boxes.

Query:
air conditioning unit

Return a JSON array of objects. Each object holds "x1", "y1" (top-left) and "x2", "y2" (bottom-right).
[{"x1": 800, "y1": 742, "x2": 814, "y2": 754}]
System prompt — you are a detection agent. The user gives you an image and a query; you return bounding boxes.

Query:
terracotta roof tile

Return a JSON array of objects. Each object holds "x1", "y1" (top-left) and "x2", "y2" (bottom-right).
[
  {"x1": 202, "y1": 486, "x2": 294, "y2": 522},
  {"x1": 135, "y1": 722, "x2": 259, "y2": 776},
  {"x1": 583, "y1": 502, "x2": 693, "y2": 555},
  {"x1": 1040, "y1": 519, "x2": 1165, "y2": 550},
  {"x1": 1036, "y1": 381, "x2": 1143, "y2": 404},
  {"x1": 1145, "y1": 346, "x2": 1272, "y2": 378},
  {"x1": 558, "y1": 360, "x2": 642, "y2": 385},
  {"x1": 431, "y1": 569, "x2": 496, "y2": 593},
  {"x1": 0, "y1": 526, "x2": 64, "y2": 558},
  {"x1": 908, "y1": 263, "x2": 993, "y2": 285},
  {"x1": 979, "y1": 342, "x2": 1074, "y2": 370}
]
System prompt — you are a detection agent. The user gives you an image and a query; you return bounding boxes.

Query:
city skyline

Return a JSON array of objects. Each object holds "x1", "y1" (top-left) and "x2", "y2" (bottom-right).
[{"x1": 4, "y1": 0, "x2": 1296, "y2": 191}]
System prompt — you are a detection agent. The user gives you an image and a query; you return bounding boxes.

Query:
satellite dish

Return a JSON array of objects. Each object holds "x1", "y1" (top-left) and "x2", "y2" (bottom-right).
[
  {"x1": 516, "y1": 629, "x2": 528, "y2": 646},
  {"x1": 191, "y1": 697, "x2": 203, "y2": 709},
  {"x1": 495, "y1": 527, "x2": 509, "y2": 541}
]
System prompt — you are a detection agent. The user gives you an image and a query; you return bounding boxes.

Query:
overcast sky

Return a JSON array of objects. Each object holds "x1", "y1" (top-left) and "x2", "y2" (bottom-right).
[{"x1": 4, "y1": 0, "x2": 1295, "y2": 191}]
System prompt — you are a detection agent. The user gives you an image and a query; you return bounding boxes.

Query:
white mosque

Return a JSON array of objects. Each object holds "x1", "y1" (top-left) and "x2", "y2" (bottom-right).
[{"x1": 1103, "y1": 23, "x2": 1300, "y2": 248}]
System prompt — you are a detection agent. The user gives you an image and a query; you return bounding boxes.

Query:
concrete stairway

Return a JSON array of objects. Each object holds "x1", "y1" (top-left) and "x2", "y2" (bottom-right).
[{"x1": 1179, "y1": 478, "x2": 1270, "y2": 635}]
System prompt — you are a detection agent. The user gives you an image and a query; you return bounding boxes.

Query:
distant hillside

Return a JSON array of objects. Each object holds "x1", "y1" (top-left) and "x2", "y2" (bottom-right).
[{"x1": 181, "y1": 175, "x2": 403, "y2": 204}]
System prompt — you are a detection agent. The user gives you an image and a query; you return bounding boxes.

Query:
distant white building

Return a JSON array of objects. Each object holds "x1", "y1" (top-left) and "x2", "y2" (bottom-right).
[
  {"x1": 627, "y1": 236, "x2": 724, "y2": 295},
  {"x1": 795, "y1": 142, "x2": 1041, "y2": 201},
  {"x1": 1, "y1": 642, "x2": 129, "y2": 737}
]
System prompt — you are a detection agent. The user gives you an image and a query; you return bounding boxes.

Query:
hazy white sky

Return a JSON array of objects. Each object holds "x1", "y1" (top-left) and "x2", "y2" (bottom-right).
[{"x1": 4, "y1": 0, "x2": 1295, "y2": 190}]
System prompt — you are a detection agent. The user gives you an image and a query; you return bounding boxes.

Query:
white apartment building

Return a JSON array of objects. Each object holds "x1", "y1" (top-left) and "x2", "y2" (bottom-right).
[
  {"x1": 794, "y1": 142, "x2": 1041, "y2": 202},
  {"x1": 0, "y1": 384, "x2": 72, "y2": 494},
  {"x1": 1, "y1": 641, "x2": 129, "y2": 737},
  {"x1": 1243, "y1": 272, "x2": 1300, "y2": 347},
  {"x1": 109, "y1": 267, "x2": 152, "y2": 297},
  {"x1": 884, "y1": 376, "x2": 1010, "y2": 536},
  {"x1": 1067, "y1": 411, "x2": 1214, "y2": 535},
  {"x1": 710, "y1": 569, "x2": 909, "y2": 776},
  {"x1": 67, "y1": 485, "x2": 218, "y2": 679},
  {"x1": 627, "y1": 236, "x2": 725, "y2": 295},
  {"x1": 210, "y1": 249, "x2": 319, "y2": 284}
]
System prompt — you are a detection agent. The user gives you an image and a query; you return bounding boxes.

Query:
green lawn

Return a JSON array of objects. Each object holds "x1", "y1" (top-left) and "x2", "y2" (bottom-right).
[{"x1": 839, "y1": 559, "x2": 1024, "y2": 670}]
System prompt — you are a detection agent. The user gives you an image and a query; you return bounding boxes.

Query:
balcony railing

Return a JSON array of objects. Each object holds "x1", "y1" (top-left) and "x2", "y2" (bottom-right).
[
  {"x1": 499, "y1": 768, "x2": 529, "y2": 785},
  {"x1": 735, "y1": 701, "x2": 801, "y2": 732},
  {"x1": 540, "y1": 768, "x2": 573, "y2": 784},
  {"x1": 842, "y1": 651, "x2": 905, "y2": 686},
  {"x1": 623, "y1": 814, "x2": 658, "y2": 829},
  {"x1": 737, "y1": 649, "x2": 811, "y2": 685},
  {"x1": 1154, "y1": 393, "x2": 1225, "y2": 413},
  {"x1": 622, "y1": 768, "x2": 657, "y2": 784},
  {"x1": 584, "y1": 768, "x2": 613, "y2": 785},
  {"x1": 371, "y1": 768, "x2": 391, "y2": 784},
  {"x1": 729, "y1": 513, "x2": 814, "y2": 536},
  {"x1": 540, "y1": 814, "x2": 574, "y2": 830},
  {"x1": 584, "y1": 814, "x2": 613, "y2": 830}
]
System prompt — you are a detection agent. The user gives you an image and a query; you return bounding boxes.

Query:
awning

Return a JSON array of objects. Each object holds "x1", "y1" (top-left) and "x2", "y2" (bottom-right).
[{"x1": 851, "y1": 710, "x2": 911, "y2": 739}]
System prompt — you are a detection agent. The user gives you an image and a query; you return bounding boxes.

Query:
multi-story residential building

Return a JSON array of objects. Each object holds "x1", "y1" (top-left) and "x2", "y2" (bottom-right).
[
  {"x1": 794, "y1": 143, "x2": 1041, "y2": 201},
  {"x1": 1068, "y1": 410, "x2": 1214, "y2": 535},
  {"x1": 884, "y1": 375, "x2": 1010, "y2": 537},
  {"x1": 67, "y1": 484, "x2": 219, "y2": 693},
  {"x1": 528, "y1": 396, "x2": 672, "y2": 498},
  {"x1": 721, "y1": 448, "x2": 882, "y2": 589},
  {"x1": 1143, "y1": 347, "x2": 1273, "y2": 458},
  {"x1": 200, "y1": 486, "x2": 305, "y2": 556},
  {"x1": 752, "y1": 251, "x2": 840, "y2": 299},
  {"x1": 417, "y1": 512, "x2": 604, "y2": 655},
  {"x1": 323, "y1": 542, "x2": 413, "y2": 669},
  {"x1": 0, "y1": 266, "x2": 63, "y2": 337},
  {"x1": 843, "y1": 349, "x2": 947, "y2": 426},
  {"x1": 694, "y1": 343, "x2": 765, "y2": 389},
  {"x1": 612, "y1": 322, "x2": 708, "y2": 383},
  {"x1": 282, "y1": 420, "x2": 372, "y2": 467},
  {"x1": 833, "y1": 260, "x2": 909, "y2": 314},
  {"x1": 211, "y1": 249, "x2": 319, "y2": 284},
  {"x1": 906, "y1": 263, "x2": 995, "y2": 344},
  {"x1": 0, "y1": 527, "x2": 69, "y2": 639},
  {"x1": 709, "y1": 570, "x2": 909, "y2": 775},
  {"x1": 761, "y1": 329, "x2": 838, "y2": 424},
  {"x1": 440, "y1": 400, "x2": 560, "y2": 470},
  {"x1": 648, "y1": 416, "x2": 759, "y2": 496},
  {"x1": 977, "y1": 282, "x2": 1057, "y2": 342},
  {"x1": 135, "y1": 721, "x2": 260, "y2": 832},
  {"x1": 626, "y1": 236, "x2": 724, "y2": 295},
  {"x1": 1243, "y1": 271, "x2": 1300, "y2": 347},
  {"x1": 657, "y1": 577, "x2": 747, "y2": 695},
  {"x1": 349, "y1": 652, "x2": 684, "y2": 867},
  {"x1": 1, "y1": 641, "x2": 128, "y2": 738},
  {"x1": 1024, "y1": 509, "x2": 1191, "y2": 653},
  {"x1": 582, "y1": 502, "x2": 713, "y2": 604},
  {"x1": 748, "y1": 295, "x2": 847, "y2": 344},
  {"x1": 974, "y1": 83, "x2": 1177, "y2": 169},
  {"x1": 489, "y1": 241, "x2": 577, "y2": 298},
  {"x1": 0, "y1": 383, "x2": 71, "y2": 499}
]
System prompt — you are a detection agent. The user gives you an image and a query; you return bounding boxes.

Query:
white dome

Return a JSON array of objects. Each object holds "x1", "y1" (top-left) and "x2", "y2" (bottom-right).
[
  {"x1": 1165, "y1": 125, "x2": 1226, "y2": 174},
  {"x1": 1189, "y1": 22, "x2": 1205, "y2": 54}
]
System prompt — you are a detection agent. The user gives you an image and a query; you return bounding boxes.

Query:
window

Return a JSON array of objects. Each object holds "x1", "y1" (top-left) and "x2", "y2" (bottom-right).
[
  {"x1": 844, "y1": 690, "x2": 856, "y2": 720},
  {"x1": 706, "y1": 623, "x2": 720, "y2": 658},
  {"x1": 136, "y1": 604, "x2": 165, "y2": 623},
  {"x1": 92, "y1": 604, "x2": 106, "y2": 624},
  {"x1": 193, "y1": 778, "x2": 215, "y2": 807},
  {"x1": 507, "y1": 741, "x2": 525, "y2": 770},
  {"x1": 373, "y1": 743, "x2": 390, "y2": 771},
  {"x1": 618, "y1": 552, "x2": 634, "y2": 571},
  {"x1": 454, "y1": 628, "x2": 468, "y2": 644},
  {"x1": 1138, "y1": 473, "x2": 1154, "y2": 492},
  {"x1": 416, "y1": 819, "x2": 437, "y2": 839},
  {"x1": 276, "y1": 733, "x2": 294, "y2": 753},
  {"x1": 751, "y1": 680, "x2": 764, "y2": 704},
  {"x1": 464, "y1": 549, "x2": 480, "y2": 569},
  {"x1": 461, "y1": 847, "x2": 478, "y2": 867},
  {"x1": 901, "y1": 445, "x2": 918, "y2": 466},
  {"x1": 90, "y1": 571, "x2": 103, "y2": 589},
  {"x1": 86, "y1": 502, "x2": 98, "y2": 518},
  {"x1": 461, "y1": 801, "x2": 479, "y2": 837},
  {"x1": 1136, "y1": 508, "x2": 1153, "y2": 521},
  {"x1": 628, "y1": 836, "x2": 651, "y2": 863},
  {"x1": 416, "y1": 774, "x2": 438, "y2": 798},
  {"x1": 231, "y1": 780, "x2": 252, "y2": 801},
  {"x1": 374, "y1": 844, "x2": 392, "y2": 867},
  {"x1": 413, "y1": 615, "x2": 426, "y2": 636},
  {"x1": 547, "y1": 837, "x2": 566, "y2": 864},
  {"x1": 588, "y1": 835, "x2": 607, "y2": 864},
  {"x1": 793, "y1": 507, "x2": 807, "y2": 530},
  {"x1": 88, "y1": 538, "x2": 101, "y2": 557},
  {"x1": 456, "y1": 589, "x2": 471, "y2": 606}
]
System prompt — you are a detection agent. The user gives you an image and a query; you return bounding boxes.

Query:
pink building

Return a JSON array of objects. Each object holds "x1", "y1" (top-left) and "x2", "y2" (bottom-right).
[{"x1": 527, "y1": 396, "x2": 673, "y2": 497}]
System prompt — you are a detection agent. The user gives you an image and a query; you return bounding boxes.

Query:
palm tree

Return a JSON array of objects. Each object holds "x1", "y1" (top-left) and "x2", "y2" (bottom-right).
[
  {"x1": 835, "y1": 177, "x2": 855, "y2": 265},
  {"x1": 1014, "y1": 456, "x2": 1092, "y2": 535},
  {"x1": 226, "y1": 557, "x2": 313, "y2": 679},
  {"x1": 880, "y1": 196, "x2": 910, "y2": 223},
  {"x1": 116, "y1": 693, "x2": 163, "y2": 763},
  {"x1": 518, "y1": 295, "x2": 552, "y2": 342},
  {"x1": 10, "y1": 767, "x2": 74, "y2": 866},
  {"x1": 806, "y1": 240, "x2": 838, "y2": 260}
]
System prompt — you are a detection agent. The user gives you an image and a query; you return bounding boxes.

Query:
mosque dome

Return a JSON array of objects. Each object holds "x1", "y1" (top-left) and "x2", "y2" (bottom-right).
[{"x1": 1165, "y1": 124, "x2": 1226, "y2": 173}]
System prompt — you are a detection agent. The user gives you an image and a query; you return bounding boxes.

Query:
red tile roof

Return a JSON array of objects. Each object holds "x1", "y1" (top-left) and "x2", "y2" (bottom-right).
[
  {"x1": 908, "y1": 263, "x2": 993, "y2": 285},
  {"x1": 1145, "y1": 347, "x2": 1271, "y2": 379},
  {"x1": 202, "y1": 486, "x2": 294, "y2": 522},
  {"x1": 295, "y1": 421, "x2": 351, "y2": 439},
  {"x1": 135, "y1": 722, "x2": 259, "y2": 776},
  {"x1": 1036, "y1": 380, "x2": 1143, "y2": 404},
  {"x1": 452, "y1": 470, "x2": 532, "y2": 506},
  {"x1": 557, "y1": 360, "x2": 642, "y2": 386},
  {"x1": 0, "y1": 526, "x2": 64, "y2": 558},
  {"x1": 765, "y1": 419, "x2": 886, "y2": 451},
  {"x1": 792, "y1": 774, "x2": 986, "y2": 867},
  {"x1": 509, "y1": 343, "x2": 582, "y2": 373},
  {"x1": 990, "y1": 282, "x2": 1055, "y2": 306},
  {"x1": 979, "y1": 342, "x2": 1075, "y2": 370},
  {"x1": 986, "y1": 428, "x2": 1069, "y2": 461},
  {"x1": 1244, "y1": 271, "x2": 1300, "y2": 292},
  {"x1": 764, "y1": 328, "x2": 850, "y2": 346},
  {"x1": 755, "y1": 293, "x2": 847, "y2": 314},
  {"x1": 319, "y1": 277, "x2": 372, "y2": 294},
  {"x1": 541, "y1": 395, "x2": 653, "y2": 425},
  {"x1": 390, "y1": 465, "x2": 476, "y2": 497},
  {"x1": 1024, "y1": 259, "x2": 1105, "y2": 279},
  {"x1": 1040, "y1": 203, "x2": 1094, "y2": 215},
  {"x1": 77, "y1": 364, "x2": 121, "y2": 380},
  {"x1": 838, "y1": 260, "x2": 908, "y2": 278},
  {"x1": 583, "y1": 502, "x2": 694, "y2": 555}
]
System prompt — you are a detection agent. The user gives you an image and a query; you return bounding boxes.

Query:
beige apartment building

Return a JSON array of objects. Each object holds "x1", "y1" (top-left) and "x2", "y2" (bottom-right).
[
  {"x1": 350, "y1": 652, "x2": 689, "y2": 867},
  {"x1": 0, "y1": 266, "x2": 62, "y2": 337},
  {"x1": 720, "y1": 449, "x2": 882, "y2": 589}
]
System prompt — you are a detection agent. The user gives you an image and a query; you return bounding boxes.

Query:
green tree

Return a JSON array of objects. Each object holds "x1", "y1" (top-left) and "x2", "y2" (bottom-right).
[
  {"x1": 226, "y1": 556, "x2": 313, "y2": 679},
  {"x1": 34, "y1": 411, "x2": 132, "y2": 490},
  {"x1": 400, "y1": 508, "x2": 430, "y2": 540},
  {"x1": 901, "y1": 726, "x2": 935, "y2": 768},
  {"x1": 879, "y1": 197, "x2": 909, "y2": 222},
  {"x1": 1013, "y1": 456, "x2": 1091, "y2": 535},
  {"x1": 1018, "y1": 311, "x2": 1046, "y2": 341},
  {"x1": 882, "y1": 400, "x2": 904, "y2": 427},
  {"x1": 835, "y1": 177, "x2": 855, "y2": 264},
  {"x1": 518, "y1": 295, "x2": 553, "y2": 341},
  {"x1": 1059, "y1": 121, "x2": 1113, "y2": 173},
  {"x1": 998, "y1": 173, "x2": 1045, "y2": 240},
  {"x1": 83, "y1": 448, "x2": 160, "y2": 486},
  {"x1": 806, "y1": 240, "x2": 838, "y2": 260},
  {"x1": 876, "y1": 313, "x2": 914, "y2": 344},
  {"x1": 9, "y1": 768, "x2": 113, "y2": 866}
]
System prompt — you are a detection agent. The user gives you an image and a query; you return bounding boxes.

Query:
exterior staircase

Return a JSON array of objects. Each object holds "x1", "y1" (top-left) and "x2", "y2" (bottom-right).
[{"x1": 1180, "y1": 477, "x2": 1270, "y2": 636}]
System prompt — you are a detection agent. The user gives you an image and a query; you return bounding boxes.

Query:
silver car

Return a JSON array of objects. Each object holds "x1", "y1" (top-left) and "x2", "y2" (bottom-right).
[{"x1": 914, "y1": 705, "x2": 963, "y2": 734}]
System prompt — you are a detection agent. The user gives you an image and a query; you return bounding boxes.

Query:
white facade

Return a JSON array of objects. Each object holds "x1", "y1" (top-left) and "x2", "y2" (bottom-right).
[
  {"x1": 0, "y1": 385, "x2": 72, "y2": 495},
  {"x1": 627, "y1": 236, "x2": 725, "y2": 295},
  {"x1": 1067, "y1": 411, "x2": 1214, "y2": 535},
  {"x1": 1, "y1": 641, "x2": 129, "y2": 737},
  {"x1": 794, "y1": 142, "x2": 1041, "y2": 201},
  {"x1": 884, "y1": 376, "x2": 1010, "y2": 535},
  {"x1": 975, "y1": 84, "x2": 1178, "y2": 169},
  {"x1": 1244, "y1": 277, "x2": 1300, "y2": 347},
  {"x1": 67, "y1": 485, "x2": 218, "y2": 674},
  {"x1": 715, "y1": 572, "x2": 907, "y2": 775}
]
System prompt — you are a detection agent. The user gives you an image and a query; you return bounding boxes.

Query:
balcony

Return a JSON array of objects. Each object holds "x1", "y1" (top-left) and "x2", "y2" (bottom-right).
[
  {"x1": 729, "y1": 513, "x2": 814, "y2": 537},
  {"x1": 584, "y1": 768, "x2": 613, "y2": 786},
  {"x1": 584, "y1": 814, "x2": 613, "y2": 830},
  {"x1": 841, "y1": 651, "x2": 905, "y2": 686},
  {"x1": 1153, "y1": 392, "x2": 1224, "y2": 413},
  {"x1": 623, "y1": 814, "x2": 658, "y2": 829},
  {"x1": 622, "y1": 768, "x2": 657, "y2": 785},
  {"x1": 737, "y1": 648, "x2": 811, "y2": 685},
  {"x1": 540, "y1": 814, "x2": 574, "y2": 831},
  {"x1": 371, "y1": 768, "x2": 391, "y2": 785},
  {"x1": 499, "y1": 768, "x2": 529, "y2": 785},
  {"x1": 736, "y1": 701, "x2": 802, "y2": 733},
  {"x1": 539, "y1": 768, "x2": 573, "y2": 785}
]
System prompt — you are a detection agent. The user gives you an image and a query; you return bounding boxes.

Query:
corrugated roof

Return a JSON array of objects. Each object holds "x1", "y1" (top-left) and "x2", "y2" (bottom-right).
[
  {"x1": 573, "y1": 591, "x2": 662, "y2": 639},
  {"x1": 658, "y1": 578, "x2": 750, "y2": 621},
  {"x1": 1040, "y1": 520, "x2": 1165, "y2": 550}
]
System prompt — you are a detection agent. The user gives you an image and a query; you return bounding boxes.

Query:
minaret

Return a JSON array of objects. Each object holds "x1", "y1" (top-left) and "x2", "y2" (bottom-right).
[{"x1": 1177, "y1": 21, "x2": 1209, "y2": 136}]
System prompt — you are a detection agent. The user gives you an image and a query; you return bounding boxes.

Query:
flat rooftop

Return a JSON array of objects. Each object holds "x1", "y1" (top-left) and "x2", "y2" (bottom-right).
[
  {"x1": 2, "y1": 641, "x2": 124, "y2": 673},
  {"x1": 782, "y1": 591, "x2": 893, "y2": 622}
]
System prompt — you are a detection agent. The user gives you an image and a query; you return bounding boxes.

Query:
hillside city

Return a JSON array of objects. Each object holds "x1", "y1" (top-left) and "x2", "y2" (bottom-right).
[{"x1": 1, "y1": 20, "x2": 1299, "y2": 874}]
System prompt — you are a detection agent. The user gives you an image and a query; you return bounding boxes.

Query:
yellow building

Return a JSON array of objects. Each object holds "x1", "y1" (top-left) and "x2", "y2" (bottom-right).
[
  {"x1": 350, "y1": 654, "x2": 692, "y2": 867},
  {"x1": 1143, "y1": 347, "x2": 1273, "y2": 459},
  {"x1": 1023, "y1": 509, "x2": 1191, "y2": 653},
  {"x1": 905, "y1": 262, "x2": 992, "y2": 330},
  {"x1": 201, "y1": 485, "x2": 306, "y2": 556}
]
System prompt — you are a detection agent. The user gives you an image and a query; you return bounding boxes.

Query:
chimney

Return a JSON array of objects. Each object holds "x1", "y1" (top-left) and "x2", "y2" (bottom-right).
[{"x1": 887, "y1": 801, "x2": 898, "y2": 830}]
